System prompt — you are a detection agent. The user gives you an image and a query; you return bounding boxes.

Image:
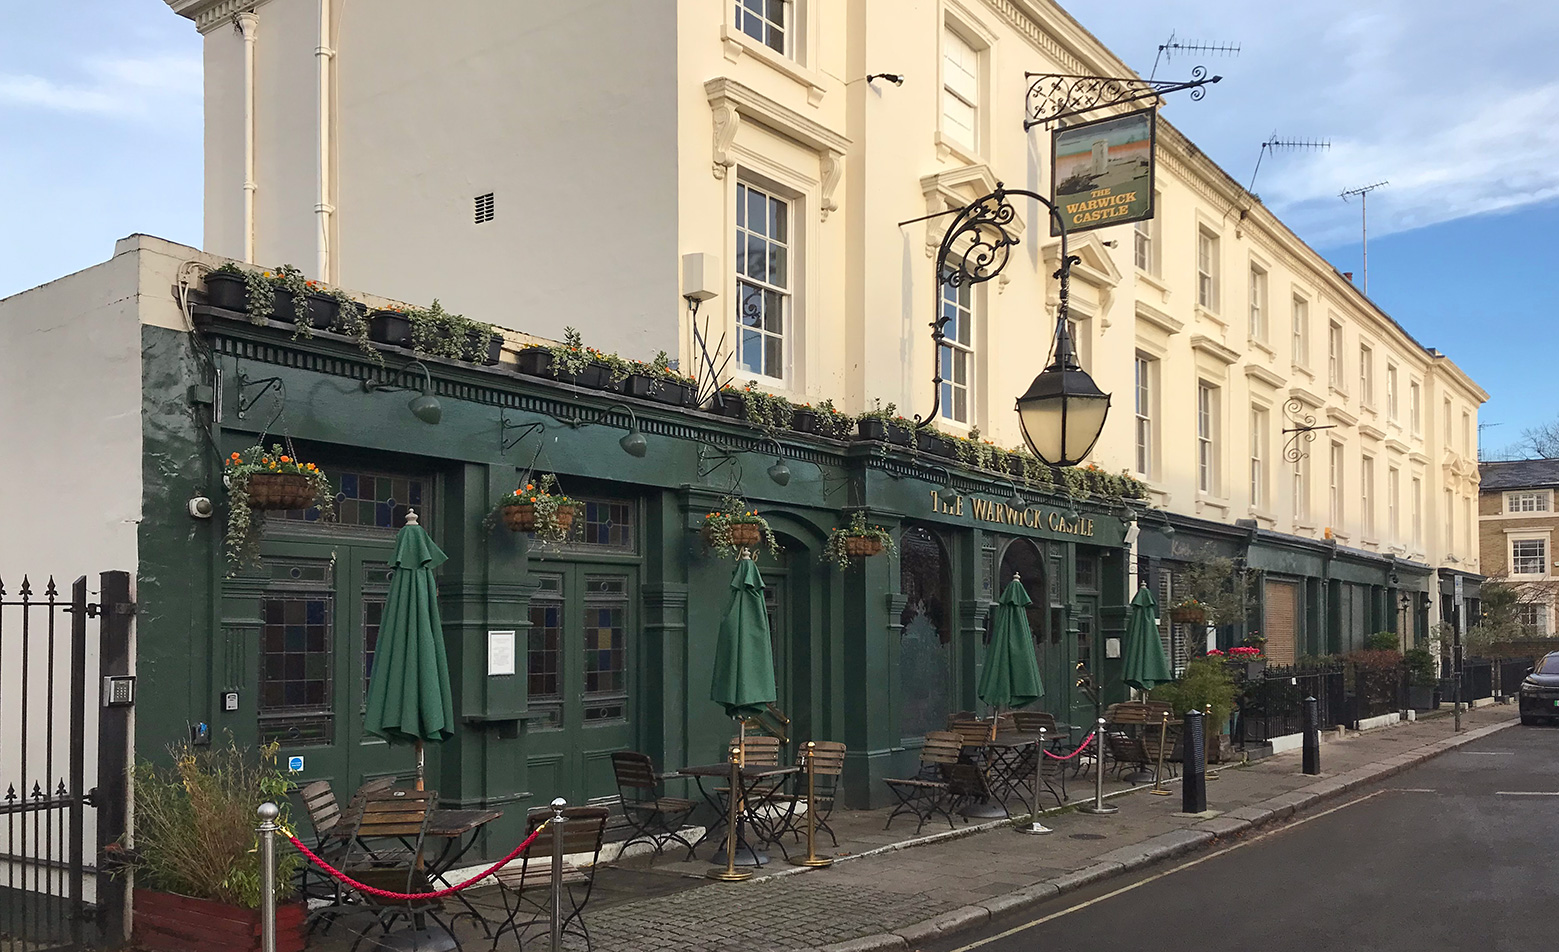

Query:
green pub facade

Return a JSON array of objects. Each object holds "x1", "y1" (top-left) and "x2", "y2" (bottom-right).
[{"x1": 126, "y1": 282, "x2": 1137, "y2": 857}]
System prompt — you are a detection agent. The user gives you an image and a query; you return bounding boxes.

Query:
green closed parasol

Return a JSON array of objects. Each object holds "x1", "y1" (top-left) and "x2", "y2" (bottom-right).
[
  {"x1": 709, "y1": 555, "x2": 778, "y2": 721},
  {"x1": 1122, "y1": 584, "x2": 1173, "y2": 691},
  {"x1": 978, "y1": 575, "x2": 1044, "y2": 711},
  {"x1": 363, "y1": 511, "x2": 454, "y2": 789}
]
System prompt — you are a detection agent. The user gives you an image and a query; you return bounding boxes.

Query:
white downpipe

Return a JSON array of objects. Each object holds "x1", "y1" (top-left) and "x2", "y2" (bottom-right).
[
  {"x1": 314, "y1": 0, "x2": 334, "y2": 281},
  {"x1": 238, "y1": 12, "x2": 257, "y2": 263}
]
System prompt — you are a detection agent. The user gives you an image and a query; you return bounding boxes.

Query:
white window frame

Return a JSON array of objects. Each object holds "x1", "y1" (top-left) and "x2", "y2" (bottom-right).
[
  {"x1": 1250, "y1": 405, "x2": 1269, "y2": 510},
  {"x1": 1507, "y1": 491, "x2": 1551, "y2": 514},
  {"x1": 1134, "y1": 354, "x2": 1157, "y2": 477},
  {"x1": 1409, "y1": 380, "x2": 1422, "y2": 435},
  {"x1": 1359, "y1": 344, "x2": 1374, "y2": 406},
  {"x1": 938, "y1": 271, "x2": 975, "y2": 426},
  {"x1": 1386, "y1": 364, "x2": 1399, "y2": 422},
  {"x1": 1388, "y1": 467, "x2": 1400, "y2": 540},
  {"x1": 1329, "y1": 442, "x2": 1344, "y2": 529},
  {"x1": 1197, "y1": 381, "x2": 1220, "y2": 494},
  {"x1": 1443, "y1": 398, "x2": 1453, "y2": 446},
  {"x1": 1361, "y1": 454, "x2": 1375, "y2": 537},
  {"x1": 1511, "y1": 536, "x2": 1548, "y2": 577},
  {"x1": 1291, "y1": 295, "x2": 1310, "y2": 369},
  {"x1": 1197, "y1": 229, "x2": 1220, "y2": 311},
  {"x1": 1516, "y1": 603, "x2": 1549, "y2": 635},
  {"x1": 1293, "y1": 450, "x2": 1310, "y2": 523},
  {"x1": 1444, "y1": 488, "x2": 1454, "y2": 551},
  {"x1": 1249, "y1": 264, "x2": 1268, "y2": 342},
  {"x1": 734, "y1": 179, "x2": 793, "y2": 384},
  {"x1": 1328, "y1": 322, "x2": 1344, "y2": 391},
  {"x1": 1134, "y1": 204, "x2": 1159, "y2": 275},
  {"x1": 940, "y1": 23, "x2": 981, "y2": 154},
  {"x1": 732, "y1": 0, "x2": 793, "y2": 58},
  {"x1": 1462, "y1": 411, "x2": 1472, "y2": 457}
]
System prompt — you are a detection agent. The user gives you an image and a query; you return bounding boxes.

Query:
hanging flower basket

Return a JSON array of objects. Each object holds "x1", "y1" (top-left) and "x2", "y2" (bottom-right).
[
  {"x1": 823, "y1": 512, "x2": 897, "y2": 569},
  {"x1": 1169, "y1": 603, "x2": 1210, "y2": 625},
  {"x1": 245, "y1": 473, "x2": 320, "y2": 512},
  {"x1": 701, "y1": 499, "x2": 776, "y2": 559},
  {"x1": 489, "y1": 475, "x2": 576, "y2": 543}
]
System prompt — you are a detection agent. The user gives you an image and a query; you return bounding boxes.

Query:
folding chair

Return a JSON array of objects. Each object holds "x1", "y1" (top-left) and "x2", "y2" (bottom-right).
[
  {"x1": 948, "y1": 716, "x2": 997, "y2": 747},
  {"x1": 1011, "y1": 710, "x2": 1058, "y2": 735},
  {"x1": 610, "y1": 751, "x2": 698, "y2": 863},
  {"x1": 339, "y1": 789, "x2": 458, "y2": 952},
  {"x1": 883, "y1": 732, "x2": 964, "y2": 833},
  {"x1": 491, "y1": 805, "x2": 609, "y2": 951}
]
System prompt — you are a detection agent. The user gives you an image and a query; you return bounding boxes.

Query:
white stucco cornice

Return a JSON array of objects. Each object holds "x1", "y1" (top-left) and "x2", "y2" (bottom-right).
[
  {"x1": 1326, "y1": 406, "x2": 1359, "y2": 428},
  {"x1": 165, "y1": 0, "x2": 259, "y2": 33},
  {"x1": 705, "y1": 78, "x2": 850, "y2": 219},
  {"x1": 1359, "y1": 423, "x2": 1386, "y2": 442},
  {"x1": 1190, "y1": 334, "x2": 1240, "y2": 366},
  {"x1": 1244, "y1": 364, "x2": 1285, "y2": 390},
  {"x1": 1134, "y1": 300, "x2": 1182, "y2": 336},
  {"x1": 1289, "y1": 386, "x2": 1325, "y2": 410},
  {"x1": 917, "y1": 165, "x2": 1022, "y2": 258}
]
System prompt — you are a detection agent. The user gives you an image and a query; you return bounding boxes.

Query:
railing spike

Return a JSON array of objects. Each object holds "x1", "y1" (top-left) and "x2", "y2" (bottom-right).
[
  {"x1": 5, "y1": 784, "x2": 15, "y2": 801},
  {"x1": 0, "y1": 576, "x2": 7, "y2": 598},
  {"x1": 44, "y1": 575, "x2": 58, "y2": 598},
  {"x1": 20, "y1": 575, "x2": 32, "y2": 598},
  {"x1": 31, "y1": 781, "x2": 45, "y2": 799}
]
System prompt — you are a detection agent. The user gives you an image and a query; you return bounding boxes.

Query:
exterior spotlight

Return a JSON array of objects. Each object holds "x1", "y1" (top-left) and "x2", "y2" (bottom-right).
[
  {"x1": 364, "y1": 360, "x2": 441, "y2": 425},
  {"x1": 618, "y1": 417, "x2": 648, "y2": 457},
  {"x1": 768, "y1": 458, "x2": 792, "y2": 486},
  {"x1": 1005, "y1": 481, "x2": 1026, "y2": 510}
]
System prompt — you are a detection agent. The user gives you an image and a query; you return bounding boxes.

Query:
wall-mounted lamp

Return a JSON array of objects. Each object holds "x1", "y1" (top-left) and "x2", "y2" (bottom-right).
[
  {"x1": 362, "y1": 360, "x2": 441, "y2": 425},
  {"x1": 1159, "y1": 511, "x2": 1176, "y2": 540},
  {"x1": 1004, "y1": 480, "x2": 1027, "y2": 510},
  {"x1": 765, "y1": 439, "x2": 791, "y2": 486},
  {"x1": 865, "y1": 72, "x2": 905, "y2": 86}
]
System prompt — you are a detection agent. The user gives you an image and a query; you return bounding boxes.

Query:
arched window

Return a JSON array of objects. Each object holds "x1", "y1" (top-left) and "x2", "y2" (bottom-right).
[
  {"x1": 899, "y1": 526, "x2": 951, "y2": 737},
  {"x1": 997, "y1": 539, "x2": 1047, "y2": 643}
]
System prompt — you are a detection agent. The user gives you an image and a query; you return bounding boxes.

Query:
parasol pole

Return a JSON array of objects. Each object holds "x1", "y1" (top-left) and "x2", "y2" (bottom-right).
[
  {"x1": 1149, "y1": 711, "x2": 1171, "y2": 796},
  {"x1": 415, "y1": 738, "x2": 425, "y2": 792}
]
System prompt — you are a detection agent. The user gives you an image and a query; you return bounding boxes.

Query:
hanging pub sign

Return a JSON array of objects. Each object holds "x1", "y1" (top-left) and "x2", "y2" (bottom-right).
[{"x1": 1050, "y1": 107, "x2": 1156, "y2": 235}]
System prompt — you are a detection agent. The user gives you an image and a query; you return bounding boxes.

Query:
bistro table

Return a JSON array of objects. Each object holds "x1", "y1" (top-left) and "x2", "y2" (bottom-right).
[
  {"x1": 678, "y1": 763, "x2": 800, "y2": 866},
  {"x1": 424, "y1": 808, "x2": 504, "y2": 936}
]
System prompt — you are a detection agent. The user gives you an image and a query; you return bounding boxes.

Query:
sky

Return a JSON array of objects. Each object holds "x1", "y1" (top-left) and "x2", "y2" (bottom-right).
[{"x1": 1, "y1": 0, "x2": 1555, "y2": 453}]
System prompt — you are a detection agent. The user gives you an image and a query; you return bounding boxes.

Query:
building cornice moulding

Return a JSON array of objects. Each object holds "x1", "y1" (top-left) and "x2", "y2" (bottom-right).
[
  {"x1": 705, "y1": 77, "x2": 849, "y2": 219},
  {"x1": 1326, "y1": 406, "x2": 1359, "y2": 428},
  {"x1": 1359, "y1": 423, "x2": 1387, "y2": 442},
  {"x1": 1244, "y1": 364, "x2": 1285, "y2": 390},
  {"x1": 1134, "y1": 300, "x2": 1182, "y2": 336},
  {"x1": 1289, "y1": 386, "x2": 1325, "y2": 410},
  {"x1": 1190, "y1": 334, "x2": 1240, "y2": 366},
  {"x1": 165, "y1": 0, "x2": 259, "y2": 33},
  {"x1": 918, "y1": 164, "x2": 1015, "y2": 258}
]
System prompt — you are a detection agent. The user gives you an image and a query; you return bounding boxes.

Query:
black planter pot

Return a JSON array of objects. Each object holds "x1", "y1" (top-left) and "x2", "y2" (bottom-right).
[
  {"x1": 1408, "y1": 685, "x2": 1438, "y2": 711},
  {"x1": 369, "y1": 311, "x2": 414, "y2": 348},
  {"x1": 711, "y1": 391, "x2": 746, "y2": 419},
  {"x1": 655, "y1": 380, "x2": 693, "y2": 407},
  {"x1": 203, "y1": 271, "x2": 248, "y2": 312},
  {"x1": 791, "y1": 408, "x2": 820, "y2": 435},
  {"x1": 623, "y1": 375, "x2": 692, "y2": 406},
  {"x1": 266, "y1": 290, "x2": 334, "y2": 329},
  {"x1": 884, "y1": 421, "x2": 913, "y2": 447},
  {"x1": 465, "y1": 331, "x2": 502, "y2": 365},
  {"x1": 516, "y1": 346, "x2": 554, "y2": 377},
  {"x1": 916, "y1": 430, "x2": 957, "y2": 458}
]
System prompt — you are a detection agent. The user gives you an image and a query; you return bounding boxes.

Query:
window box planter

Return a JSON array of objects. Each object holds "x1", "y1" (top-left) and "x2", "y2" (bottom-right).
[
  {"x1": 711, "y1": 391, "x2": 747, "y2": 419},
  {"x1": 368, "y1": 309, "x2": 413, "y2": 347},
  {"x1": 915, "y1": 430, "x2": 958, "y2": 458},
  {"x1": 133, "y1": 890, "x2": 306, "y2": 952},
  {"x1": 203, "y1": 272, "x2": 335, "y2": 329},
  {"x1": 1169, "y1": 606, "x2": 1209, "y2": 625},
  {"x1": 514, "y1": 348, "x2": 620, "y2": 390},
  {"x1": 467, "y1": 330, "x2": 503, "y2": 365},
  {"x1": 624, "y1": 374, "x2": 692, "y2": 406},
  {"x1": 856, "y1": 418, "x2": 913, "y2": 446},
  {"x1": 202, "y1": 271, "x2": 248, "y2": 312},
  {"x1": 790, "y1": 408, "x2": 820, "y2": 434}
]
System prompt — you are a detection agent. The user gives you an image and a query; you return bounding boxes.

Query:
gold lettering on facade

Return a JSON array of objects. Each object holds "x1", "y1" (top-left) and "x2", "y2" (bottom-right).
[{"x1": 936, "y1": 494, "x2": 1095, "y2": 537}]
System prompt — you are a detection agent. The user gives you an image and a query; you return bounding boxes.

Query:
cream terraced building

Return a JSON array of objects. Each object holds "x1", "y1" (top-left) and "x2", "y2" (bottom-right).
[{"x1": 167, "y1": 0, "x2": 1485, "y2": 659}]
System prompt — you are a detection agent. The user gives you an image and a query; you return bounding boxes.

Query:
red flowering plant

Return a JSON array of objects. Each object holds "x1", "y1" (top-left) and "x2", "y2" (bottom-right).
[{"x1": 1228, "y1": 646, "x2": 1263, "y2": 659}]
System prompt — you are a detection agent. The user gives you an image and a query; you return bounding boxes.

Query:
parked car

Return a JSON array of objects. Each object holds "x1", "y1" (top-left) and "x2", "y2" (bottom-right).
[{"x1": 1518, "y1": 652, "x2": 1559, "y2": 725}]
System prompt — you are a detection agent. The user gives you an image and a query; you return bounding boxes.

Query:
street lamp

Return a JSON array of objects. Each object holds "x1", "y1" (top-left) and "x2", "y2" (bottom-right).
[{"x1": 910, "y1": 183, "x2": 1111, "y2": 466}]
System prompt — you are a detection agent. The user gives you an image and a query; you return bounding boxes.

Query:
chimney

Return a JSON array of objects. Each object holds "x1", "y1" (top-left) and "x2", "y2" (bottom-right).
[{"x1": 1343, "y1": 271, "x2": 1355, "y2": 283}]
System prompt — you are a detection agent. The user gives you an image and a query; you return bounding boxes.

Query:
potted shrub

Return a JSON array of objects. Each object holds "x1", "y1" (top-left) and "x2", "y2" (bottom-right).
[
  {"x1": 1149, "y1": 657, "x2": 1239, "y2": 764},
  {"x1": 491, "y1": 474, "x2": 577, "y2": 543},
  {"x1": 823, "y1": 512, "x2": 896, "y2": 569},
  {"x1": 812, "y1": 399, "x2": 856, "y2": 440},
  {"x1": 1225, "y1": 644, "x2": 1267, "y2": 680},
  {"x1": 406, "y1": 299, "x2": 501, "y2": 364},
  {"x1": 856, "y1": 400, "x2": 912, "y2": 446},
  {"x1": 125, "y1": 740, "x2": 305, "y2": 952},
  {"x1": 790, "y1": 402, "x2": 821, "y2": 435},
  {"x1": 1405, "y1": 647, "x2": 1439, "y2": 710},
  {"x1": 517, "y1": 327, "x2": 616, "y2": 389},
  {"x1": 223, "y1": 446, "x2": 333, "y2": 569},
  {"x1": 701, "y1": 497, "x2": 777, "y2": 558}
]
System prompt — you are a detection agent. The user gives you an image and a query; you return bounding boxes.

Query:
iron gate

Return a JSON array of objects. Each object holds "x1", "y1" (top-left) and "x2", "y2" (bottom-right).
[{"x1": 0, "y1": 572, "x2": 132, "y2": 952}]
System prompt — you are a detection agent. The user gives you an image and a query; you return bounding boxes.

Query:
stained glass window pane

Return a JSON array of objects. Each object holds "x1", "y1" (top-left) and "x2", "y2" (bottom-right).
[
  {"x1": 280, "y1": 467, "x2": 432, "y2": 531},
  {"x1": 899, "y1": 527, "x2": 951, "y2": 738}
]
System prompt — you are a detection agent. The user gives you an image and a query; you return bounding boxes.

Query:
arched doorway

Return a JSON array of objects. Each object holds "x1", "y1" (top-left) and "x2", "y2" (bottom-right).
[
  {"x1": 899, "y1": 526, "x2": 952, "y2": 739},
  {"x1": 997, "y1": 539, "x2": 1069, "y2": 721}
]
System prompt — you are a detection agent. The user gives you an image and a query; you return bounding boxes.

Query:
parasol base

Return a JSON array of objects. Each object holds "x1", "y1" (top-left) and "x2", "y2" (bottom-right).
[
  {"x1": 1148, "y1": 788, "x2": 1173, "y2": 797},
  {"x1": 365, "y1": 926, "x2": 460, "y2": 952},
  {"x1": 1078, "y1": 802, "x2": 1119, "y2": 815},
  {"x1": 959, "y1": 801, "x2": 1007, "y2": 819},
  {"x1": 712, "y1": 845, "x2": 768, "y2": 867},
  {"x1": 706, "y1": 866, "x2": 754, "y2": 882},
  {"x1": 791, "y1": 855, "x2": 834, "y2": 867},
  {"x1": 1016, "y1": 820, "x2": 1054, "y2": 835}
]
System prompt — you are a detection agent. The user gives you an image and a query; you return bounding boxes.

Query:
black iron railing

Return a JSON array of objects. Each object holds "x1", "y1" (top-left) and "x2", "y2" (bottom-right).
[{"x1": 1237, "y1": 664, "x2": 1348, "y2": 744}]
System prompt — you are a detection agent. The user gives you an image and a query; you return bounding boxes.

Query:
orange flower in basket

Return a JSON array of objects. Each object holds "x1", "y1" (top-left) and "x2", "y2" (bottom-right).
[{"x1": 280, "y1": 456, "x2": 291, "y2": 463}]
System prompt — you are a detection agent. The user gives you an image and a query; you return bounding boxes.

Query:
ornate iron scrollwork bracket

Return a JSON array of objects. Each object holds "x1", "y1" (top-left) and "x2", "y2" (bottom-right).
[
  {"x1": 1024, "y1": 66, "x2": 1221, "y2": 129},
  {"x1": 1281, "y1": 398, "x2": 1336, "y2": 462}
]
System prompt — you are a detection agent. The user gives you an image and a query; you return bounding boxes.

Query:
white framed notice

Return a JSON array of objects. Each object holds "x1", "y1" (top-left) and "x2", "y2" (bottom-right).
[{"x1": 487, "y1": 630, "x2": 517, "y2": 676}]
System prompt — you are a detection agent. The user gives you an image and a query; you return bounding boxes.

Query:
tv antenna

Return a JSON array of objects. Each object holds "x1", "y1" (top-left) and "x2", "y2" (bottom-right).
[
  {"x1": 1249, "y1": 134, "x2": 1330, "y2": 193},
  {"x1": 1340, "y1": 181, "x2": 1389, "y2": 295},
  {"x1": 1150, "y1": 30, "x2": 1240, "y2": 81}
]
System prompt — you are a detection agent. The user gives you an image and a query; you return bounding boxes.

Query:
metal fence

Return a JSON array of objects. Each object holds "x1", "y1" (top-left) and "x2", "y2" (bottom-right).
[
  {"x1": 1237, "y1": 664, "x2": 1348, "y2": 743},
  {"x1": 1494, "y1": 658, "x2": 1532, "y2": 699},
  {"x1": 1351, "y1": 663, "x2": 1406, "y2": 721},
  {"x1": 1462, "y1": 659, "x2": 1493, "y2": 701}
]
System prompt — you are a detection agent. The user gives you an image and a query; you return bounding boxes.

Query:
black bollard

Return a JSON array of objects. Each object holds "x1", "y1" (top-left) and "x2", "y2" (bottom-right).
[
  {"x1": 1302, "y1": 696, "x2": 1320, "y2": 775},
  {"x1": 1182, "y1": 710, "x2": 1206, "y2": 815}
]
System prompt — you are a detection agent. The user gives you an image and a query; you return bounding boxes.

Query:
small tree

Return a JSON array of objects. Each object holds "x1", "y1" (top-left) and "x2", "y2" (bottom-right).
[{"x1": 1177, "y1": 552, "x2": 1257, "y2": 627}]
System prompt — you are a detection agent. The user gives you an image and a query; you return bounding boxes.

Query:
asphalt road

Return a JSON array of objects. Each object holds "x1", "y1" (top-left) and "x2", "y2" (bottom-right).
[{"x1": 925, "y1": 722, "x2": 1559, "y2": 952}]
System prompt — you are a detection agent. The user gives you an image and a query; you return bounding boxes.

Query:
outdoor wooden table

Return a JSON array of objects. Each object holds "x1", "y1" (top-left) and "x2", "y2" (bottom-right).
[
  {"x1": 974, "y1": 732, "x2": 1066, "y2": 816},
  {"x1": 678, "y1": 763, "x2": 801, "y2": 865},
  {"x1": 424, "y1": 807, "x2": 504, "y2": 935}
]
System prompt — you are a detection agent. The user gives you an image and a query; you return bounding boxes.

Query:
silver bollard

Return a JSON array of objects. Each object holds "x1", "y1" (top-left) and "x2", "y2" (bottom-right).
[
  {"x1": 550, "y1": 797, "x2": 567, "y2": 952},
  {"x1": 1018, "y1": 727, "x2": 1052, "y2": 834},
  {"x1": 1078, "y1": 717, "x2": 1118, "y2": 815},
  {"x1": 257, "y1": 802, "x2": 279, "y2": 952}
]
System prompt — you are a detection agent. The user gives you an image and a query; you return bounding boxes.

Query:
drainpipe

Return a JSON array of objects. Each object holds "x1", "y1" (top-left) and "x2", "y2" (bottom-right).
[
  {"x1": 314, "y1": 0, "x2": 334, "y2": 281},
  {"x1": 238, "y1": 12, "x2": 257, "y2": 263}
]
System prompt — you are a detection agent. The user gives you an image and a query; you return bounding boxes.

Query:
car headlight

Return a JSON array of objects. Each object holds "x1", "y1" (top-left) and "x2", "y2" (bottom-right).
[{"x1": 1521, "y1": 681, "x2": 1539, "y2": 693}]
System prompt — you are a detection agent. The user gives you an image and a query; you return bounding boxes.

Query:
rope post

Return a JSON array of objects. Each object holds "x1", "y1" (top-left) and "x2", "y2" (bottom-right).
[
  {"x1": 1149, "y1": 711, "x2": 1172, "y2": 796},
  {"x1": 792, "y1": 742, "x2": 833, "y2": 866},
  {"x1": 550, "y1": 797, "x2": 566, "y2": 952},
  {"x1": 1018, "y1": 727, "x2": 1052, "y2": 834},
  {"x1": 1078, "y1": 717, "x2": 1118, "y2": 815},
  {"x1": 256, "y1": 803, "x2": 279, "y2": 952},
  {"x1": 707, "y1": 744, "x2": 752, "y2": 881}
]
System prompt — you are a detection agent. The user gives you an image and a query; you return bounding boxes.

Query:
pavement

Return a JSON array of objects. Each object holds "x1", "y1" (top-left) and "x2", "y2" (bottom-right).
[
  {"x1": 924, "y1": 712, "x2": 1558, "y2": 952},
  {"x1": 305, "y1": 705, "x2": 1519, "y2": 951}
]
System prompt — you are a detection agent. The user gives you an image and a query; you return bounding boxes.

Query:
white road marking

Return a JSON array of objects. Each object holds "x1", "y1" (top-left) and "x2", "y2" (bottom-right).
[
  {"x1": 1462, "y1": 751, "x2": 1514, "y2": 756},
  {"x1": 1495, "y1": 791, "x2": 1559, "y2": 796},
  {"x1": 1389, "y1": 788, "x2": 1438, "y2": 793},
  {"x1": 943, "y1": 790, "x2": 1392, "y2": 952}
]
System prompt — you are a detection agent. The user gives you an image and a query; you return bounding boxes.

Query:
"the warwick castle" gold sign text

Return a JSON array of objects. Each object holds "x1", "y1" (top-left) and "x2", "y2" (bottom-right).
[{"x1": 929, "y1": 491, "x2": 1095, "y2": 537}]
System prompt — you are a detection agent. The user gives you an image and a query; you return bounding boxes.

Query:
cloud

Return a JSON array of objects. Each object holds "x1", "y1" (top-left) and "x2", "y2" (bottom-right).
[{"x1": 0, "y1": 54, "x2": 200, "y2": 119}]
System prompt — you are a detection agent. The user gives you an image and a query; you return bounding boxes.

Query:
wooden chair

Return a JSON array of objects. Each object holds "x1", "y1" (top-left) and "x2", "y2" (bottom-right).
[
  {"x1": 883, "y1": 732, "x2": 964, "y2": 833},
  {"x1": 949, "y1": 716, "x2": 997, "y2": 747},
  {"x1": 1104, "y1": 702, "x2": 1170, "y2": 782},
  {"x1": 610, "y1": 751, "x2": 698, "y2": 863},
  {"x1": 338, "y1": 789, "x2": 456, "y2": 952},
  {"x1": 491, "y1": 805, "x2": 610, "y2": 951},
  {"x1": 773, "y1": 741, "x2": 847, "y2": 847},
  {"x1": 1011, "y1": 710, "x2": 1058, "y2": 735},
  {"x1": 296, "y1": 781, "x2": 349, "y2": 934}
]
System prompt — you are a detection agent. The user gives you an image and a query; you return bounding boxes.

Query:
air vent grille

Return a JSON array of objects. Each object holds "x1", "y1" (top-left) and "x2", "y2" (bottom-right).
[{"x1": 474, "y1": 192, "x2": 495, "y2": 224}]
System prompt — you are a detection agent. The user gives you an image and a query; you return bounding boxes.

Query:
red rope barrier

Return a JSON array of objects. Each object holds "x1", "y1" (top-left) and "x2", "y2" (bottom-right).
[
  {"x1": 283, "y1": 821, "x2": 548, "y2": 901},
  {"x1": 1042, "y1": 731, "x2": 1096, "y2": 761}
]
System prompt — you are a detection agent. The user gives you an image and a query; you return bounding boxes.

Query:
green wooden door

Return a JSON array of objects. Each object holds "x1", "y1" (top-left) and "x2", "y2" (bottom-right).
[
  {"x1": 524, "y1": 564, "x2": 636, "y2": 807},
  {"x1": 258, "y1": 541, "x2": 420, "y2": 793}
]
